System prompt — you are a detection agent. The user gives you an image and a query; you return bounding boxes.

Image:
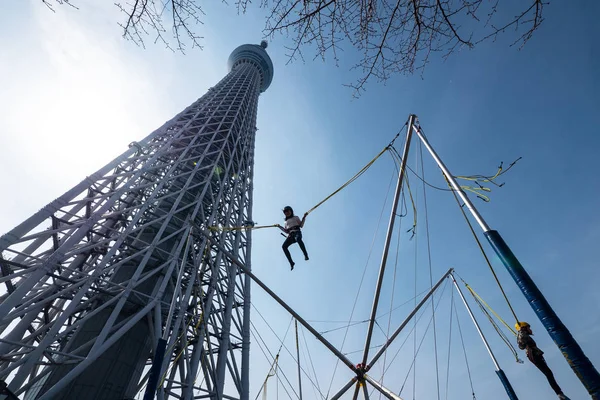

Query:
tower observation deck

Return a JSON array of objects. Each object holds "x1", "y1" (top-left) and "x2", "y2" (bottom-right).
[{"x1": 0, "y1": 42, "x2": 273, "y2": 400}]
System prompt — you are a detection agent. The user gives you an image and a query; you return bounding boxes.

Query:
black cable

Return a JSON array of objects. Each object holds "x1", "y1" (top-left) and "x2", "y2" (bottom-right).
[
  {"x1": 377, "y1": 287, "x2": 432, "y2": 320},
  {"x1": 380, "y1": 285, "x2": 444, "y2": 376},
  {"x1": 343, "y1": 344, "x2": 384, "y2": 356},
  {"x1": 381, "y1": 186, "x2": 405, "y2": 394},
  {"x1": 399, "y1": 280, "x2": 450, "y2": 395},
  {"x1": 325, "y1": 161, "x2": 397, "y2": 399},
  {"x1": 454, "y1": 295, "x2": 477, "y2": 400},
  {"x1": 419, "y1": 140, "x2": 442, "y2": 400},
  {"x1": 444, "y1": 289, "x2": 454, "y2": 400},
  {"x1": 390, "y1": 145, "x2": 454, "y2": 192},
  {"x1": 251, "y1": 305, "x2": 326, "y2": 399},
  {"x1": 470, "y1": 293, "x2": 522, "y2": 362},
  {"x1": 299, "y1": 325, "x2": 324, "y2": 399},
  {"x1": 250, "y1": 320, "x2": 297, "y2": 400},
  {"x1": 318, "y1": 319, "x2": 370, "y2": 335},
  {"x1": 251, "y1": 328, "x2": 293, "y2": 400},
  {"x1": 387, "y1": 120, "x2": 409, "y2": 149}
]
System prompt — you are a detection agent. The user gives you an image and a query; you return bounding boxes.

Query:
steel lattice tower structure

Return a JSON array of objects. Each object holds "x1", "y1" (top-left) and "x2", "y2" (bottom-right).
[{"x1": 0, "y1": 41, "x2": 273, "y2": 400}]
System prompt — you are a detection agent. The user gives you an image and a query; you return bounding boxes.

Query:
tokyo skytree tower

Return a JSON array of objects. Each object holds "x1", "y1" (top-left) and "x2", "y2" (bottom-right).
[{"x1": 0, "y1": 41, "x2": 274, "y2": 400}]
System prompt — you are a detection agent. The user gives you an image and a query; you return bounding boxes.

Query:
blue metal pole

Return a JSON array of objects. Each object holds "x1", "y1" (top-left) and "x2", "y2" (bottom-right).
[
  {"x1": 451, "y1": 273, "x2": 519, "y2": 400},
  {"x1": 495, "y1": 370, "x2": 519, "y2": 400},
  {"x1": 143, "y1": 338, "x2": 168, "y2": 400},
  {"x1": 412, "y1": 122, "x2": 600, "y2": 399},
  {"x1": 486, "y1": 230, "x2": 600, "y2": 399}
]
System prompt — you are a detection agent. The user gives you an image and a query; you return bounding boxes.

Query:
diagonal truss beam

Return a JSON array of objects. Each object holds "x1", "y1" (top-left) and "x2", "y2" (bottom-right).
[
  {"x1": 364, "y1": 374, "x2": 403, "y2": 400},
  {"x1": 199, "y1": 229, "x2": 358, "y2": 374},
  {"x1": 367, "y1": 268, "x2": 453, "y2": 370}
]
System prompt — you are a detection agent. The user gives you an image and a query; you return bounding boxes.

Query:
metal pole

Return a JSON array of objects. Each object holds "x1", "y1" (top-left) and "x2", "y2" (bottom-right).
[
  {"x1": 352, "y1": 382, "x2": 361, "y2": 400},
  {"x1": 294, "y1": 320, "x2": 303, "y2": 400},
  {"x1": 368, "y1": 268, "x2": 453, "y2": 369},
  {"x1": 362, "y1": 380, "x2": 371, "y2": 400},
  {"x1": 450, "y1": 274, "x2": 500, "y2": 369},
  {"x1": 361, "y1": 115, "x2": 416, "y2": 366},
  {"x1": 330, "y1": 378, "x2": 357, "y2": 400},
  {"x1": 241, "y1": 225, "x2": 253, "y2": 400},
  {"x1": 364, "y1": 374, "x2": 404, "y2": 400},
  {"x1": 200, "y1": 229, "x2": 358, "y2": 373},
  {"x1": 163, "y1": 227, "x2": 193, "y2": 340},
  {"x1": 143, "y1": 227, "x2": 193, "y2": 400},
  {"x1": 413, "y1": 122, "x2": 600, "y2": 399},
  {"x1": 411, "y1": 124, "x2": 489, "y2": 232},
  {"x1": 450, "y1": 273, "x2": 519, "y2": 400}
]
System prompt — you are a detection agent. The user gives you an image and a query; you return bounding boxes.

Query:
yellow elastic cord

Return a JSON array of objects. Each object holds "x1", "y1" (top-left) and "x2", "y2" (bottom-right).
[
  {"x1": 305, "y1": 146, "x2": 389, "y2": 216},
  {"x1": 455, "y1": 158, "x2": 522, "y2": 198},
  {"x1": 444, "y1": 174, "x2": 520, "y2": 324},
  {"x1": 208, "y1": 146, "x2": 390, "y2": 232},
  {"x1": 460, "y1": 185, "x2": 491, "y2": 202},
  {"x1": 455, "y1": 162, "x2": 504, "y2": 183},
  {"x1": 208, "y1": 224, "x2": 279, "y2": 232},
  {"x1": 465, "y1": 284, "x2": 517, "y2": 336}
]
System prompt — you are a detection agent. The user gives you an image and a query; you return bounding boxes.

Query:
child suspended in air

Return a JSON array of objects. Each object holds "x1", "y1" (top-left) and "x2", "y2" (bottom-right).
[
  {"x1": 515, "y1": 322, "x2": 570, "y2": 400},
  {"x1": 277, "y1": 206, "x2": 309, "y2": 270}
]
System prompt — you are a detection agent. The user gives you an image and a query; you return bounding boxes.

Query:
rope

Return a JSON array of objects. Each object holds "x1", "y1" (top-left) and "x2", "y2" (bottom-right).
[
  {"x1": 252, "y1": 305, "x2": 326, "y2": 398},
  {"x1": 444, "y1": 289, "x2": 454, "y2": 400},
  {"x1": 454, "y1": 295, "x2": 476, "y2": 400},
  {"x1": 257, "y1": 354, "x2": 279, "y2": 400},
  {"x1": 376, "y1": 287, "x2": 433, "y2": 320},
  {"x1": 381, "y1": 164, "x2": 405, "y2": 390},
  {"x1": 382, "y1": 280, "x2": 449, "y2": 377},
  {"x1": 305, "y1": 146, "x2": 389, "y2": 216},
  {"x1": 325, "y1": 160, "x2": 397, "y2": 399},
  {"x1": 456, "y1": 275, "x2": 523, "y2": 363},
  {"x1": 343, "y1": 344, "x2": 384, "y2": 356},
  {"x1": 419, "y1": 140, "x2": 441, "y2": 400},
  {"x1": 299, "y1": 325, "x2": 324, "y2": 400},
  {"x1": 208, "y1": 223, "x2": 278, "y2": 232},
  {"x1": 294, "y1": 320, "x2": 303, "y2": 400},
  {"x1": 468, "y1": 285, "x2": 524, "y2": 363},
  {"x1": 414, "y1": 125, "x2": 521, "y2": 203},
  {"x1": 455, "y1": 157, "x2": 522, "y2": 185},
  {"x1": 209, "y1": 145, "x2": 390, "y2": 232},
  {"x1": 389, "y1": 146, "x2": 417, "y2": 237},
  {"x1": 251, "y1": 316, "x2": 298, "y2": 400},
  {"x1": 412, "y1": 149, "x2": 418, "y2": 400},
  {"x1": 210, "y1": 120, "x2": 416, "y2": 232},
  {"x1": 455, "y1": 157, "x2": 522, "y2": 202},
  {"x1": 465, "y1": 283, "x2": 517, "y2": 336},
  {"x1": 318, "y1": 319, "x2": 369, "y2": 335},
  {"x1": 460, "y1": 185, "x2": 492, "y2": 203},
  {"x1": 446, "y1": 176, "x2": 520, "y2": 323},
  {"x1": 251, "y1": 324, "x2": 297, "y2": 400},
  {"x1": 398, "y1": 124, "x2": 521, "y2": 202},
  {"x1": 399, "y1": 281, "x2": 449, "y2": 396}
]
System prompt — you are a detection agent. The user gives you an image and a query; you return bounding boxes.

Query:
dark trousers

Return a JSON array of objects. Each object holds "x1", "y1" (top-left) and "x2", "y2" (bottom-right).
[
  {"x1": 531, "y1": 354, "x2": 563, "y2": 395},
  {"x1": 282, "y1": 230, "x2": 308, "y2": 264}
]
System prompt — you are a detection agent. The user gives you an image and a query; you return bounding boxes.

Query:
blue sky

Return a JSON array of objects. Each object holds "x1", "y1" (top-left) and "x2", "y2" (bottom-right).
[{"x1": 1, "y1": 1, "x2": 599, "y2": 399}]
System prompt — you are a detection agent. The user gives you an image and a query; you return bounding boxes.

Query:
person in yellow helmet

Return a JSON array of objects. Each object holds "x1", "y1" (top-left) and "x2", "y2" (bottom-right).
[{"x1": 516, "y1": 322, "x2": 569, "y2": 400}]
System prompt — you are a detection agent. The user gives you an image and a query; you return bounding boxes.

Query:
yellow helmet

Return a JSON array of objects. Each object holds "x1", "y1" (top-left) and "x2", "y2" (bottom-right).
[{"x1": 515, "y1": 321, "x2": 530, "y2": 331}]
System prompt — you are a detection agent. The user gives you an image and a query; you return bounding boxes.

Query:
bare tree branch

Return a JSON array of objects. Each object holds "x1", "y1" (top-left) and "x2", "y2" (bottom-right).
[
  {"x1": 42, "y1": 0, "x2": 78, "y2": 12},
  {"x1": 262, "y1": 0, "x2": 547, "y2": 96},
  {"x1": 43, "y1": 0, "x2": 548, "y2": 95}
]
